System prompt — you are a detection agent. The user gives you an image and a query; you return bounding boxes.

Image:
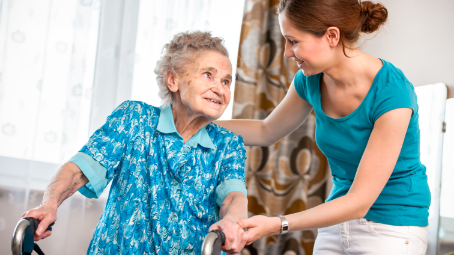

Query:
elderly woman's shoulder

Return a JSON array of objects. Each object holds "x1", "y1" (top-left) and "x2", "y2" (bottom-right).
[
  {"x1": 115, "y1": 100, "x2": 158, "y2": 111},
  {"x1": 113, "y1": 100, "x2": 161, "y2": 120},
  {"x1": 206, "y1": 122, "x2": 245, "y2": 145}
]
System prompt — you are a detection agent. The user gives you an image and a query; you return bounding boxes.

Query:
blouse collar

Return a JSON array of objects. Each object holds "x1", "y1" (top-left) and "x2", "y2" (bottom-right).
[{"x1": 157, "y1": 104, "x2": 215, "y2": 149}]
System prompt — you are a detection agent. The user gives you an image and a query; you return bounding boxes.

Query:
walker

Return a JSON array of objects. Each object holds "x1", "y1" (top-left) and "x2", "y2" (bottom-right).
[{"x1": 11, "y1": 217, "x2": 225, "y2": 255}]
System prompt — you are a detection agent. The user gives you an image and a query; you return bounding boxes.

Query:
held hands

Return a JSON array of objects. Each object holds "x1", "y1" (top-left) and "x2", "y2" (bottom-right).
[
  {"x1": 22, "y1": 204, "x2": 57, "y2": 241},
  {"x1": 209, "y1": 218, "x2": 247, "y2": 254},
  {"x1": 238, "y1": 215, "x2": 282, "y2": 245}
]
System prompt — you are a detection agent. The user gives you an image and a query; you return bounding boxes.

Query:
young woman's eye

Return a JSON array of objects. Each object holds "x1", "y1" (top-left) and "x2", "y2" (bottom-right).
[
  {"x1": 289, "y1": 40, "x2": 297, "y2": 45},
  {"x1": 204, "y1": 73, "x2": 211, "y2": 79}
]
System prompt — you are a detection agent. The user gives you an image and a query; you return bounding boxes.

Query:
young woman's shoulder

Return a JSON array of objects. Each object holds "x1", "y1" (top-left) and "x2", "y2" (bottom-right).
[
  {"x1": 293, "y1": 70, "x2": 322, "y2": 103},
  {"x1": 370, "y1": 60, "x2": 417, "y2": 122},
  {"x1": 375, "y1": 60, "x2": 413, "y2": 90}
]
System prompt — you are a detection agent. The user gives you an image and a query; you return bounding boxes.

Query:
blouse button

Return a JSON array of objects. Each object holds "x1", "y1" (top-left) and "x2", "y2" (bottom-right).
[{"x1": 182, "y1": 147, "x2": 190, "y2": 153}]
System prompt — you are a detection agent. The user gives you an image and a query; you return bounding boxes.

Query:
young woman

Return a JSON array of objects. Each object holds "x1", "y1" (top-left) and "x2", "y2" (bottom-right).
[{"x1": 216, "y1": 0, "x2": 430, "y2": 254}]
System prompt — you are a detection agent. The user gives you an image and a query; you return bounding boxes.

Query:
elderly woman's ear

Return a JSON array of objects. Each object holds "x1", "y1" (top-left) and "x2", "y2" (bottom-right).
[{"x1": 166, "y1": 70, "x2": 179, "y2": 93}]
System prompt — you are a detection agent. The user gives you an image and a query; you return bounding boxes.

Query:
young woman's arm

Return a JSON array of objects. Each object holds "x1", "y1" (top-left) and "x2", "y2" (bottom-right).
[
  {"x1": 238, "y1": 107, "x2": 413, "y2": 243},
  {"x1": 216, "y1": 81, "x2": 313, "y2": 146}
]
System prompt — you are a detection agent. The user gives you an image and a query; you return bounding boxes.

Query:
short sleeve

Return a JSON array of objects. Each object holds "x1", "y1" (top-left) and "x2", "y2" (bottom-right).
[
  {"x1": 215, "y1": 135, "x2": 247, "y2": 207},
  {"x1": 77, "y1": 100, "x2": 137, "y2": 197},
  {"x1": 372, "y1": 79, "x2": 417, "y2": 122},
  {"x1": 293, "y1": 70, "x2": 308, "y2": 101},
  {"x1": 70, "y1": 152, "x2": 109, "y2": 198}
]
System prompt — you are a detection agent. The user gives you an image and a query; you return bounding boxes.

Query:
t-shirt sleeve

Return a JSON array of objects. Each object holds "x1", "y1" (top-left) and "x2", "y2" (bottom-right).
[
  {"x1": 75, "y1": 100, "x2": 137, "y2": 198},
  {"x1": 293, "y1": 70, "x2": 308, "y2": 101},
  {"x1": 372, "y1": 79, "x2": 417, "y2": 122},
  {"x1": 215, "y1": 135, "x2": 247, "y2": 207}
]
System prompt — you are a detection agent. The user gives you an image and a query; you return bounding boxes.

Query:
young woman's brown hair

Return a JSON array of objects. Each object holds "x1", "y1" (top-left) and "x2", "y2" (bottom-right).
[{"x1": 277, "y1": 0, "x2": 388, "y2": 56}]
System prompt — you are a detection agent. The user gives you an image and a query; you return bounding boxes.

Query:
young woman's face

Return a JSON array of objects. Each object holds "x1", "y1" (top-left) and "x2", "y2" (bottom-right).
[
  {"x1": 278, "y1": 13, "x2": 333, "y2": 76},
  {"x1": 172, "y1": 51, "x2": 232, "y2": 120}
]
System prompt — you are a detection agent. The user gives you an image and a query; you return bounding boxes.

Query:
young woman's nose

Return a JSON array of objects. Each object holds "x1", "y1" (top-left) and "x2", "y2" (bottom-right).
[{"x1": 283, "y1": 41, "x2": 295, "y2": 59}]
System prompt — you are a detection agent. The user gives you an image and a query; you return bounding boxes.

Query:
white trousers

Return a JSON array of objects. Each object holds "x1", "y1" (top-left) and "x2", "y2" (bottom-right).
[{"x1": 313, "y1": 218, "x2": 428, "y2": 255}]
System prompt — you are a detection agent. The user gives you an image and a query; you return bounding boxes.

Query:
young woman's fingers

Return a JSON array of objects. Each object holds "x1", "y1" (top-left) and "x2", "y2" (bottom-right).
[{"x1": 237, "y1": 218, "x2": 252, "y2": 229}]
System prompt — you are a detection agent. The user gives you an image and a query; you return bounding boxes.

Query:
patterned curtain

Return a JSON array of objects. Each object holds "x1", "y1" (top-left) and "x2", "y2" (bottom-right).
[{"x1": 233, "y1": 0, "x2": 330, "y2": 254}]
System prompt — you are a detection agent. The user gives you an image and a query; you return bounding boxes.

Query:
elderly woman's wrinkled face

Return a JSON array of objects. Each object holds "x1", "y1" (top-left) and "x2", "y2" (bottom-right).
[{"x1": 171, "y1": 51, "x2": 232, "y2": 120}]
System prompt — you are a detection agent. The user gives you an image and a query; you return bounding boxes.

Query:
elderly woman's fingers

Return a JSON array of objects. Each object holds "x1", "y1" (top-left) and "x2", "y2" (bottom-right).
[
  {"x1": 208, "y1": 222, "x2": 221, "y2": 232},
  {"x1": 22, "y1": 205, "x2": 57, "y2": 241},
  {"x1": 34, "y1": 230, "x2": 52, "y2": 241},
  {"x1": 219, "y1": 220, "x2": 246, "y2": 253}
]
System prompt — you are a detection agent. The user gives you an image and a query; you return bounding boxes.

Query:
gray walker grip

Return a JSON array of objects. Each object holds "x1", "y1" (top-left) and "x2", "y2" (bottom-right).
[
  {"x1": 201, "y1": 230, "x2": 226, "y2": 255},
  {"x1": 11, "y1": 217, "x2": 53, "y2": 255}
]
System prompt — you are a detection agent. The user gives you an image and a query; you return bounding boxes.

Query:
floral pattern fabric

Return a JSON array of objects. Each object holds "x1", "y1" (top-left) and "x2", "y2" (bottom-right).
[{"x1": 79, "y1": 101, "x2": 246, "y2": 254}]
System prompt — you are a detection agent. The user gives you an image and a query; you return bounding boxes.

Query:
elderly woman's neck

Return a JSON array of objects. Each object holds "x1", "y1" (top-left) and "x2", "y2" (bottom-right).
[{"x1": 171, "y1": 104, "x2": 211, "y2": 143}]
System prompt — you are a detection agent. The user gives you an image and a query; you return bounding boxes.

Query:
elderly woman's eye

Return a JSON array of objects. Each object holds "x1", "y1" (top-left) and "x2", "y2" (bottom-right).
[
  {"x1": 222, "y1": 80, "x2": 230, "y2": 86},
  {"x1": 204, "y1": 73, "x2": 211, "y2": 79}
]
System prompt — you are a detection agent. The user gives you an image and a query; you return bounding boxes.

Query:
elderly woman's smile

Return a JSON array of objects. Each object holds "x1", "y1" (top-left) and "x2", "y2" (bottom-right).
[{"x1": 169, "y1": 50, "x2": 232, "y2": 121}]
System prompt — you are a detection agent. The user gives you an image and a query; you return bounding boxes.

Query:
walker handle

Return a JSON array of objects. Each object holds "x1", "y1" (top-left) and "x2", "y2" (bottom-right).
[
  {"x1": 201, "y1": 230, "x2": 225, "y2": 255},
  {"x1": 11, "y1": 217, "x2": 54, "y2": 255}
]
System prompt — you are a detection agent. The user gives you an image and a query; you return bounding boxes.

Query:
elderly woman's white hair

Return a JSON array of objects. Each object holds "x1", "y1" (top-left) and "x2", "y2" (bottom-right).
[{"x1": 154, "y1": 31, "x2": 229, "y2": 107}]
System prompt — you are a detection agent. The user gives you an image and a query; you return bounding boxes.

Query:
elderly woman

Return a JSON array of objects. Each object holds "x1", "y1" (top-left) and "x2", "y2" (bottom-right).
[{"x1": 23, "y1": 31, "x2": 248, "y2": 254}]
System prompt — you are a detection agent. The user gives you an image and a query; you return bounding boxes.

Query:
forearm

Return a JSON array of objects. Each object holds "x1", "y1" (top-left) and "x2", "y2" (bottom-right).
[
  {"x1": 268, "y1": 193, "x2": 367, "y2": 235},
  {"x1": 215, "y1": 120, "x2": 272, "y2": 146},
  {"x1": 41, "y1": 162, "x2": 88, "y2": 209},
  {"x1": 220, "y1": 192, "x2": 248, "y2": 222},
  {"x1": 215, "y1": 85, "x2": 313, "y2": 147}
]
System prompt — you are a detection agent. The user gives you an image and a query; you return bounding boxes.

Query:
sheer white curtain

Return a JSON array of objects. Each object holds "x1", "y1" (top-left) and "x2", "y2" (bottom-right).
[
  {"x1": 0, "y1": 0, "x2": 102, "y2": 253},
  {"x1": 0, "y1": 0, "x2": 99, "y2": 173},
  {"x1": 0, "y1": 0, "x2": 245, "y2": 254}
]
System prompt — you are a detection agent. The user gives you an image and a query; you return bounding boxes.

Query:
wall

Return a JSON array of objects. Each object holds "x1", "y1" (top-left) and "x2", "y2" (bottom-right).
[
  {"x1": 360, "y1": 0, "x2": 454, "y2": 98},
  {"x1": 360, "y1": 1, "x2": 454, "y2": 252}
]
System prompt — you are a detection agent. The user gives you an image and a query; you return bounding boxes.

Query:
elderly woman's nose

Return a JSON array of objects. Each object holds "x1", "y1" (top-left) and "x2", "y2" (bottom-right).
[
  {"x1": 211, "y1": 78, "x2": 227, "y2": 92},
  {"x1": 210, "y1": 85, "x2": 224, "y2": 97}
]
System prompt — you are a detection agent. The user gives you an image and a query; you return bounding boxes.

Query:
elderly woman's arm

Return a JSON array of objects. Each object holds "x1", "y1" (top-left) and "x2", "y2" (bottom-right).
[
  {"x1": 219, "y1": 191, "x2": 248, "y2": 222},
  {"x1": 22, "y1": 162, "x2": 88, "y2": 241},
  {"x1": 209, "y1": 191, "x2": 248, "y2": 254}
]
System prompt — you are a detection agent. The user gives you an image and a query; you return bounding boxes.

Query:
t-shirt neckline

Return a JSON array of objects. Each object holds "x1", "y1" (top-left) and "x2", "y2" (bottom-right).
[{"x1": 316, "y1": 58, "x2": 385, "y2": 122}]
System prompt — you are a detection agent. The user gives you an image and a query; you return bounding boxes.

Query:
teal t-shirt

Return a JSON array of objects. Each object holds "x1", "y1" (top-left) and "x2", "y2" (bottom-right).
[{"x1": 293, "y1": 59, "x2": 430, "y2": 226}]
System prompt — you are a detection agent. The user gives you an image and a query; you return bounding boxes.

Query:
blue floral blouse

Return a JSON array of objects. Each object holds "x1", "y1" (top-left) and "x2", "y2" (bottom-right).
[{"x1": 69, "y1": 101, "x2": 247, "y2": 254}]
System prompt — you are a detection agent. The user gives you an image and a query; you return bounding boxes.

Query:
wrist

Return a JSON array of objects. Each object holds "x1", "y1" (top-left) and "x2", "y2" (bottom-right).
[
  {"x1": 40, "y1": 199, "x2": 58, "y2": 211},
  {"x1": 277, "y1": 215, "x2": 289, "y2": 235},
  {"x1": 269, "y1": 217, "x2": 282, "y2": 236}
]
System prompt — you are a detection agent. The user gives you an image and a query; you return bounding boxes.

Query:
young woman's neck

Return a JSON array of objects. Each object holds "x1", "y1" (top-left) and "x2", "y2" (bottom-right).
[{"x1": 323, "y1": 50, "x2": 382, "y2": 90}]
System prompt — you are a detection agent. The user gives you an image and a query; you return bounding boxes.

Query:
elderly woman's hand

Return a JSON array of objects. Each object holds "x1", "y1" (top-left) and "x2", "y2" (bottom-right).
[
  {"x1": 22, "y1": 204, "x2": 57, "y2": 241},
  {"x1": 20, "y1": 162, "x2": 87, "y2": 242},
  {"x1": 209, "y1": 218, "x2": 247, "y2": 254}
]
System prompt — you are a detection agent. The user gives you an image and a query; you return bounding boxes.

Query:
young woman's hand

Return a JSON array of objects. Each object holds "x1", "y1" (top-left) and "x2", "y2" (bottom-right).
[
  {"x1": 238, "y1": 215, "x2": 281, "y2": 245},
  {"x1": 22, "y1": 204, "x2": 57, "y2": 241}
]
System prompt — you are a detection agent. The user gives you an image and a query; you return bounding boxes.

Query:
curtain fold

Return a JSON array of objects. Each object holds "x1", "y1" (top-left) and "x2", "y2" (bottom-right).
[{"x1": 233, "y1": 1, "x2": 330, "y2": 254}]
